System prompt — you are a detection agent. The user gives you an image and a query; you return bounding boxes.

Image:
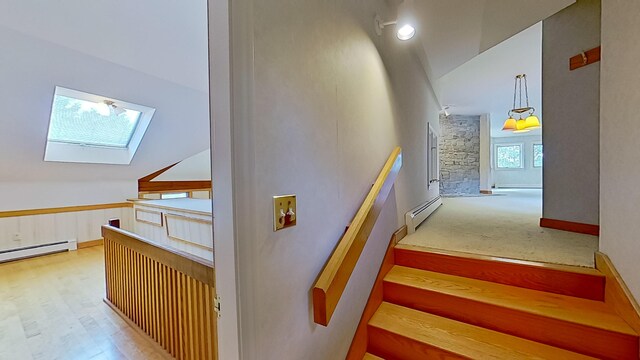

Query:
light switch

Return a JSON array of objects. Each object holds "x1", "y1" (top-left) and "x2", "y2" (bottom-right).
[{"x1": 273, "y1": 194, "x2": 296, "y2": 231}]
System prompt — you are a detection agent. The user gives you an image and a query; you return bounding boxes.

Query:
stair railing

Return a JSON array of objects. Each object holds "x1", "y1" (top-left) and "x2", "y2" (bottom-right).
[{"x1": 312, "y1": 147, "x2": 402, "y2": 326}]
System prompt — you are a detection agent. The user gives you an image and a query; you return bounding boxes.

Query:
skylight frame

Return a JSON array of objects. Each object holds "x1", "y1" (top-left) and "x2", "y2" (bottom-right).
[{"x1": 44, "y1": 87, "x2": 156, "y2": 165}]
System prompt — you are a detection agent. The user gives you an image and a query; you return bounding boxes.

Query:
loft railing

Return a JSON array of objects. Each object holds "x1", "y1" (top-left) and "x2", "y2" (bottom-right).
[
  {"x1": 102, "y1": 225, "x2": 217, "y2": 359},
  {"x1": 312, "y1": 147, "x2": 402, "y2": 326}
]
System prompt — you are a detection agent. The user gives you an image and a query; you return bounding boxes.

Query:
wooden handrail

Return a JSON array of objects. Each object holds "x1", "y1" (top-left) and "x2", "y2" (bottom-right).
[
  {"x1": 101, "y1": 225, "x2": 214, "y2": 286},
  {"x1": 312, "y1": 147, "x2": 402, "y2": 326}
]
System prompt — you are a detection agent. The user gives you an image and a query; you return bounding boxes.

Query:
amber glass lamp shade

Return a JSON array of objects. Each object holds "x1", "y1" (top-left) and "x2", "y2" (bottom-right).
[
  {"x1": 524, "y1": 114, "x2": 541, "y2": 129},
  {"x1": 502, "y1": 117, "x2": 517, "y2": 131}
]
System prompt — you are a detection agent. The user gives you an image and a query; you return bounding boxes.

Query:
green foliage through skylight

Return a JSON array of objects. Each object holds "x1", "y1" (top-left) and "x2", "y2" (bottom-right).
[{"x1": 48, "y1": 95, "x2": 141, "y2": 148}]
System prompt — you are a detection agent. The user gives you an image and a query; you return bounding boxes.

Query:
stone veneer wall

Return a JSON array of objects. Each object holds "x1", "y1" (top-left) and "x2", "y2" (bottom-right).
[{"x1": 439, "y1": 114, "x2": 480, "y2": 195}]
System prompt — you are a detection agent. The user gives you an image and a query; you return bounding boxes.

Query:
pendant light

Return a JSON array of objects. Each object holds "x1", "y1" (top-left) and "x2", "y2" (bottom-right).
[{"x1": 502, "y1": 74, "x2": 540, "y2": 133}]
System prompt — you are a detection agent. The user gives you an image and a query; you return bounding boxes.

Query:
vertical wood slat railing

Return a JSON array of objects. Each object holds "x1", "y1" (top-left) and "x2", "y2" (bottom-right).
[
  {"x1": 102, "y1": 225, "x2": 217, "y2": 360},
  {"x1": 312, "y1": 147, "x2": 402, "y2": 326}
]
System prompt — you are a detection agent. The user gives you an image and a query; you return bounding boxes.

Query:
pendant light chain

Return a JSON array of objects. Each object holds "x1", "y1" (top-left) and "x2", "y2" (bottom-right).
[
  {"x1": 524, "y1": 74, "x2": 530, "y2": 109},
  {"x1": 501, "y1": 73, "x2": 541, "y2": 132},
  {"x1": 512, "y1": 76, "x2": 518, "y2": 112}
]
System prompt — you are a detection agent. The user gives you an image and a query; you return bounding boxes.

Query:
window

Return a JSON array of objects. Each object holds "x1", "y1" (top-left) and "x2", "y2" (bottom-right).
[
  {"x1": 533, "y1": 144, "x2": 543, "y2": 168},
  {"x1": 495, "y1": 144, "x2": 523, "y2": 169},
  {"x1": 44, "y1": 87, "x2": 155, "y2": 164},
  {"x1": 161, "y1": 192, "x2": 189, "y2": 199}
]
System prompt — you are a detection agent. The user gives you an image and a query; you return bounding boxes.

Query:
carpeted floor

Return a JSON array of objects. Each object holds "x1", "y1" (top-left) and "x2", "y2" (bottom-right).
[{"x1": 399, "y1": 189, "x2": 598, "y2": 267}]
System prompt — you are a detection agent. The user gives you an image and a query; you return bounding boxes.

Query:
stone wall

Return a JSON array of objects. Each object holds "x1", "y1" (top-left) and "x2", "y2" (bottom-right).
[{"x1": 439, "y1": 114, "x2": 480, "y2": 195}]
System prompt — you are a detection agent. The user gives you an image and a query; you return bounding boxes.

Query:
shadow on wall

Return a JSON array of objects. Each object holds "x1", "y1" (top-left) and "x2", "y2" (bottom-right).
[{"x1": 439, "y1": 114, "x2": 481, "y2": 195}]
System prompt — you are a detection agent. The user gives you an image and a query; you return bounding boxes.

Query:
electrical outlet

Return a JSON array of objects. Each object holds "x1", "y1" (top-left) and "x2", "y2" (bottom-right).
[{"x1": 12, "y1": 233, "x2": 21, "y2": 241}]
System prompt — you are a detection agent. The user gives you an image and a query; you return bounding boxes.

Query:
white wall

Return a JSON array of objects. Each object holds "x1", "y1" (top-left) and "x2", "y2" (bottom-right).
[
  {"x1": 224, "y1": 1, "x2": 441, "y2": 358},
  {"x1": 492, "y1": 135, "x2": 543, "y2": 188},
  {"x1": 0, "y1": 181, "x2": 137, "y2": 212},
  {"x1": 542, "y1": 0, "x2": 600, "y2": 225},
  {"x1": 0, "y1": 22, "x2": 209, "y2": 216},
  {"x1": 153, "y1": 149, "x2": 211, "y2": 182},
  {"x1": 0, "y1": 207, "x2": 133, "y2": 252},
  {"x1": 600, "y1": 0, "x2": 640, "y2": 302}
]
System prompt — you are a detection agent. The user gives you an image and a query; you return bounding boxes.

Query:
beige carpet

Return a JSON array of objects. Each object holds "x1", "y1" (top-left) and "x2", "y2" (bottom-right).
[{"x1": 399, "y1": 189, "x2": 598, "y2": 267}]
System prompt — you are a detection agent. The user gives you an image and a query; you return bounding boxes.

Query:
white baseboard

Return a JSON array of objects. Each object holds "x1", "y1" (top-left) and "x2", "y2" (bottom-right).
[
  {"x1": 405, "y1": 196, "x2": 442, "y2": 234},
  {"x1": 0, "y1": 239, "x2": 77, "y2": 263}
]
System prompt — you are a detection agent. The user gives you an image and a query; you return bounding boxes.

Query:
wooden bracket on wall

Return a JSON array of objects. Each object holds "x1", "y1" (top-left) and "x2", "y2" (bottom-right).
[{"x1": 570, "y1": 46, "x2": 601, "y2": 71}]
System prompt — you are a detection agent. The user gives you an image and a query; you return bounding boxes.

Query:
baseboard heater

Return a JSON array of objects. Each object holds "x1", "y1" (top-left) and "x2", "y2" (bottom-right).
[
  {"x1": 0, "y1": 240, "x2": 77, "y2": 263},
  {"x1": 405, "y1": 196, "x2": 442, "y2": 234}
]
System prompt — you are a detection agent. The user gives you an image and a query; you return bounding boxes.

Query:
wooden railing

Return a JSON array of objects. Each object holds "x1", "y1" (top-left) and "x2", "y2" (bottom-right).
[
  {"x1": 312, "y1": 147, "x2": 402, "y2": 326},
  {"x1": 102, "y1": 226, "x2": 217, "y2": 360}
]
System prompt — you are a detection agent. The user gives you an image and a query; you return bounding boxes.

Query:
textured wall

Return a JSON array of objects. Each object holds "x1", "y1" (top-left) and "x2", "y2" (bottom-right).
[
  {"x1": 542, "y1": 0, "x2": 600, "y2": 225},
  {"x1": 600, "y1": 0, "x2": 640, "y2": 303},
  {"x1": 439, "y1": 114, "x2": 481, "y2": 195},
  {"x1": 223, "y1": 1, "x2": 442, "y2": 359}
]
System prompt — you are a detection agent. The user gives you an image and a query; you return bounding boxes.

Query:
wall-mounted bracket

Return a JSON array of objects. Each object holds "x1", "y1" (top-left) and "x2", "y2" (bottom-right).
[{"x1": 570, "y1": 46, "x2": 601, "y2": 71}]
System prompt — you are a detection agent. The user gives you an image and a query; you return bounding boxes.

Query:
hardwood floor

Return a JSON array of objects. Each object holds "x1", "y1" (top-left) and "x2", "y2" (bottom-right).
[{"x1": 0, "y1": 247, "x2": 172, "y2": 360}]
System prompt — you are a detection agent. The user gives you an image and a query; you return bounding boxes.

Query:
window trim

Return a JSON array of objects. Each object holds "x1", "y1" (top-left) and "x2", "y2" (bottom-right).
[
  {"x1": 494, "y1": 143, "x2": 524, "y2": 170},
  {"x1": 44, "y1": 86, "x2": 156, "y2": 165},
  {"x1": 533, "y1": 143, "x2": 543, "y2": 168}
]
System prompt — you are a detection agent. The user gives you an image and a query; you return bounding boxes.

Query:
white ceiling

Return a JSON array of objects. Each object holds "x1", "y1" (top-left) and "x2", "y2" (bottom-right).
[
  {"x1": 153, "y1": 149, "x2": 211, "y2": 182},
  {"x1": 0, "y1": 0, "x2": 210, "y2": 182},
  {"x1": 0, "y1": 0, "x2": 209, "y2": 92},
  {"x1": 434, "y1": 22, "x2": 543, "y2": 137},
  {"x1": 414, "y1": 0, "x2": 574, "y2": 80}
]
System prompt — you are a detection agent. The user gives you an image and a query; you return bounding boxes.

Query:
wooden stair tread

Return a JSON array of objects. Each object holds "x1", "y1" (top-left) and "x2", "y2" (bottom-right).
[
  {"x1": 369, "y1": 302, "x2": 596, "y2": 359},
  {"x1": 362, "y1": 353, "x2": 384, "y2": 360},
  {"x1": 394, "y1": 244, "x2": 603, "y2": 276},
  {"x1": 393, "y1": 244, "x2": 605, "y2": 301},
  {"x1": 385, "y1": 265, "x2": 636, "y2": 336}
]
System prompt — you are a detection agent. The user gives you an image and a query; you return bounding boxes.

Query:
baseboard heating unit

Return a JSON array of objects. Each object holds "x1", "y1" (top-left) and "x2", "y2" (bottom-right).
[
  {"x1": 0, "y1": 240, "x2": 77, "y2": 263},
  {"x1": 405, "y1": 196, "x2": 442, "y2": 234}
]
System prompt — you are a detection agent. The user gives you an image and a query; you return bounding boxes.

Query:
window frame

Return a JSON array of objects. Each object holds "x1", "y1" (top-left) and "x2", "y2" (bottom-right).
[
  {"x1": 44, "y1": 86, "x2": 156, "y2": 165},
  {"x1": 533, "y1": 143, "x2": 543, "y2": 168},
  {"x1": 494, "y1": 143, "x2": 525, "y2": 170}
]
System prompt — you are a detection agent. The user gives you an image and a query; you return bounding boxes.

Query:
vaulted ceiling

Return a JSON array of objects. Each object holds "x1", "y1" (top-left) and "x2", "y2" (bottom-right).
[{"x1": 0, "y1": 0, "x2": 209, "y2": 181}]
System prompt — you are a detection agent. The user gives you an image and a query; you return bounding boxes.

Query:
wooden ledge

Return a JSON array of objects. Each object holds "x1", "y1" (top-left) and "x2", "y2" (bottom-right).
[
  {"x1": 0, "y1": 202, "x2": 133, "y2": 218},
  {"x1": 540, "y1": 218, "x2": 599, "y2": 236}
]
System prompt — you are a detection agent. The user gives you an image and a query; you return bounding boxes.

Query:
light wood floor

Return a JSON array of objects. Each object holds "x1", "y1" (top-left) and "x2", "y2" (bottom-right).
[{"x1": 0, "y1": 246, "x2": 172, "y2": 360}]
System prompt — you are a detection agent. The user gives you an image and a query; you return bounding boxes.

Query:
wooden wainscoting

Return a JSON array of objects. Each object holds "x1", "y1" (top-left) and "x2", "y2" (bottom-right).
[{"x1": 102, "y1": 226, "x2": 217, "y2": 360}]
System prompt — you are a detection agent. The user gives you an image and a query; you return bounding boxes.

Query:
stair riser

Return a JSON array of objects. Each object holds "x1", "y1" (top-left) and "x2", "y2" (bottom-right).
[
  {"x1": 367, "y1": 325, "x2": 467, "y2": 360},
  {"x1": 383, "y1": 281, "x2": 638, "y2": 359},
  {"x1": 394, "y1": 248, "x2": 605, "y2": 300}
]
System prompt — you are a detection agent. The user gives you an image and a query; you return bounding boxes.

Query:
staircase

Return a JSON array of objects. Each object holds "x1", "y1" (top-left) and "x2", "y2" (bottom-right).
[{"x1": 361, "y1": 244, "x2": 639, "y2": 359}]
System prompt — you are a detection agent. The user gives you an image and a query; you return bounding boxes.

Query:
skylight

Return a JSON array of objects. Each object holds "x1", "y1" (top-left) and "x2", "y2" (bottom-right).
[{"x1": 44, "y1": 87, "x2": 155, "y2": 165}]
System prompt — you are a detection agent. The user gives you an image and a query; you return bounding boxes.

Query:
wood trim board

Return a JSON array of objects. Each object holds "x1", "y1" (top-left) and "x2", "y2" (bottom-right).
[
  {"x1": 135, "y1": 203, "x2": 211, "y2": 217},
  {"x1": 0, "y1": 202, "x2": 133, "y2": 218},
  {"x1": 135, "y1": 209, "x2": 164, "y2": 227},
  {"x1": 138, "y1": 180, "x2": 212, "y2": 192},
  {"x1": 595, "y1": 252, "x2": 640, "y2": 336},
  {"x1": 78, "y1": 239, "x2": 104, "y2": 249},
  {"x1": 540, "y1": 217, "x2": 599, "y2": 236},
  {"x1": 346, "y1": 226, "x2": 407, "y2": 360},
  {"x1": 570, "y1": 46, "x2": 601, "y2": 71},
  {"x1": 164, "y1": 214, "x2": 214, "y2": 251}
]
